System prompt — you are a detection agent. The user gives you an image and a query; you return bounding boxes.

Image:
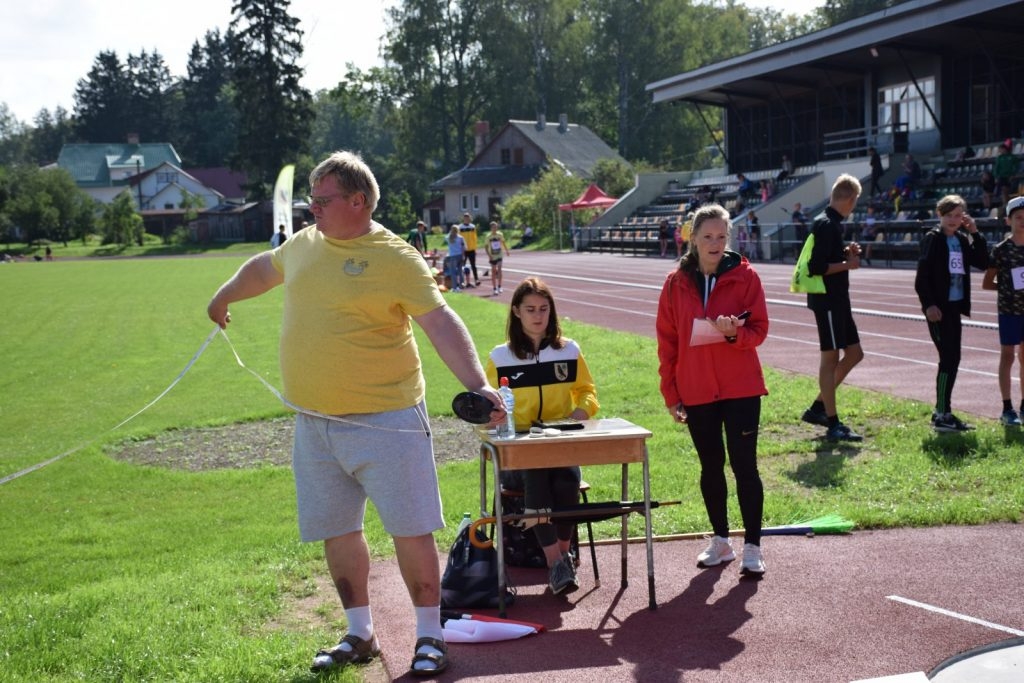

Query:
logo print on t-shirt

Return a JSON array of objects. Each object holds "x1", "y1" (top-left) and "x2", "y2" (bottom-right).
[{"x1": 343, "y1": 259, "x2": 368, "y2": 276}]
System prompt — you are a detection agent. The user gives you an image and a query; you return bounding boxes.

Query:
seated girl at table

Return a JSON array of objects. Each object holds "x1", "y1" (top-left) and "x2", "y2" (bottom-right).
[{"x1": 485, "y1": 277, "x2": 600, "y2": 596}]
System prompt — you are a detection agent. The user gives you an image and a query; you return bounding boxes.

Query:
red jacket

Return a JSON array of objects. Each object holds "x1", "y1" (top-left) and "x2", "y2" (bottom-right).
[{"x1": 656, "y1": 253, "x2": 769, "y2": 408}]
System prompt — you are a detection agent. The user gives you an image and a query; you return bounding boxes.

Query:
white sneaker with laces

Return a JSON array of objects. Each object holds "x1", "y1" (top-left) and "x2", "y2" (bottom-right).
[
  {"x1": 740, "y1": 543, "x2": 766, "y2": 576},
  {"x1": 697, "y1": 535, "x2": 735, "y2": 567}
]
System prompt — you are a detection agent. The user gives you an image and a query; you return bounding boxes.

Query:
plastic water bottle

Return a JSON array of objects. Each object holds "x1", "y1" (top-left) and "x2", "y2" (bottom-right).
[
  {"x1": 497, "y1": 377, "x2": 516, "y2": 440},
  {"x1": 456, "y1": 512, "x2": 472, "y2": 535}
]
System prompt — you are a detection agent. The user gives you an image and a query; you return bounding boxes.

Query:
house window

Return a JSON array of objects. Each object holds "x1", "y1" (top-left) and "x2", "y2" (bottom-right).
[
  {"x1": 460, "y1": 194, "x2": 468, "y2": 211},
  {"x1": 877, "y1": 78, "x2": 936, "y2": 133},
  {"x1": 156, "y1": 171, "x2": 178, "y2": 184},
  {"x1": 513, "y1": 148, "x2": 524, "y2": 165},
  {"x1": 500, "y1": 148, "x2": 511, "y2": 165},
  {"x1": 472, "y1": 195, "x2": 480, "y2": 211},
  {"x1": 164, "y1": 203, "x2": 174, "y2": 209}
]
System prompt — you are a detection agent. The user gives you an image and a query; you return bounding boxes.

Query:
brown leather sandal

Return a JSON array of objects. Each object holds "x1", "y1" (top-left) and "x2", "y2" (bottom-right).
[
  {"x1": 310, "y1": 633, "x2": 381, "y2": 672},
  {"x1": 409, "y1": 636, "x2": 449, "y2": 677}
]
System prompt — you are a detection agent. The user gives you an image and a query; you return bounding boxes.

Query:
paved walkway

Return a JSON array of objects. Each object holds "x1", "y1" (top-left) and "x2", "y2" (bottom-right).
[{"x1": 368, "y1": 524, "x2": 1023, "y2": 681}]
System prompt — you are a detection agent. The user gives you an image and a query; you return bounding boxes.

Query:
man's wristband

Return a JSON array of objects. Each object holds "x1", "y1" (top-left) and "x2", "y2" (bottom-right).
[{"x1": 725, "y1": 335, "x2": 737, "y2": 344}]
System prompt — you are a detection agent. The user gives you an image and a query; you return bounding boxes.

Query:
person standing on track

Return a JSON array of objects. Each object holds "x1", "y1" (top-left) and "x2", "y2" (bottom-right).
[
  {"x1": 982, "y1": 195, "x2": 1024, "y2": 426},
  {"x1": 485, "y1": 221, "x2": 510, "y2": 295},
  {"x1": 800, "y1": 174, "x2": 866, "y2": 442},
  {"x1": 656, "y1": 203, "x2": 769, "y2": 577},
  {"x1": 457, "y1": 212, "x2": 481, "y2": 287},
  {"x1": 914, "y1": 194, "x2": 988, "y2": 432}
]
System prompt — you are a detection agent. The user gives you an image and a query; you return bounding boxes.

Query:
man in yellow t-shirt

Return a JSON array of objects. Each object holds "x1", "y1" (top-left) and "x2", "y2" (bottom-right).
[
  {"x1": 207, "y1": 151, "x2": 503, "y2": 677},
  {"x1": 458, "y1": 212, "x2": 480, "y2": 287}
]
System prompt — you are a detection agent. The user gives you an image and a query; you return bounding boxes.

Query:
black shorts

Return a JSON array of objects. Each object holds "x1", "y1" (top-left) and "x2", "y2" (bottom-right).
[{"x1": 813, "y1": 304, "x2": 860, "y2": 351}]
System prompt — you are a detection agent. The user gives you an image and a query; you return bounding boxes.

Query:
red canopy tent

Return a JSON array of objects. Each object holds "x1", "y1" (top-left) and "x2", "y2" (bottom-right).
[
  {"x1": 557, "y1": 183, "x2": 618, "y2": 250},
  {"x1": 558, "y1": 183, "x2": 618, "y2": 211}
]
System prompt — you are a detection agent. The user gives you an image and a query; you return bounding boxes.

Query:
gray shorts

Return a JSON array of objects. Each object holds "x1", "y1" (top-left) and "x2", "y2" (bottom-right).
[{"x1": 291, "y1": 403, "x2": 444, "y2": 542}]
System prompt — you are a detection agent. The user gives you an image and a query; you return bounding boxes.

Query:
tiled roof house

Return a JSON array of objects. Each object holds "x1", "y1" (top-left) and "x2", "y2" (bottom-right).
[{"x1": 427, "y1": 115, "x2": 627, "y2": 227}]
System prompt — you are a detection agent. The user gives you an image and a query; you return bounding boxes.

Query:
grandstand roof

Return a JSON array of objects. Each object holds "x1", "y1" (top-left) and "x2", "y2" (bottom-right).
[{"x1": 647, "y1": 0, "x2": 1023, "y2": 107}]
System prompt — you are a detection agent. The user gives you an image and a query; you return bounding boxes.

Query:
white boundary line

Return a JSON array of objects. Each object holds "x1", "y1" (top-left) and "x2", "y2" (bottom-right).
[{"x1": 887, "y1": 595, "x2": 1024, "y2": 636}]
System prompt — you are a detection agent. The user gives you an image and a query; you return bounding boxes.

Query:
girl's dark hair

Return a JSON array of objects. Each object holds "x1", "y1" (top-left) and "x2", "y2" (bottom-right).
[
  {"x1": 679, "y1": 203, "x2": 731, "y2": 272},
  {"x1": 507, "y1": 277, "x2": 564, "y2": 359}
]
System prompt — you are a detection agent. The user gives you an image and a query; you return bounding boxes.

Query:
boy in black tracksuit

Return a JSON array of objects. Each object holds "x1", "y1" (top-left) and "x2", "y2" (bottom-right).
[{"x1": 915, "y1": 194, "x2": 987, "y2": 431}]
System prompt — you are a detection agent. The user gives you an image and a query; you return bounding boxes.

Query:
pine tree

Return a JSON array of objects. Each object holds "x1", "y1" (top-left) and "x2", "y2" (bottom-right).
[{"x1": 228, "y1": 0, "x2": 313, "y2": 195}]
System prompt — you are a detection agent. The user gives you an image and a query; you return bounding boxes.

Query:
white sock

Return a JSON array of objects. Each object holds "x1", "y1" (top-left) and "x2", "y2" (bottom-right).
[
  {"x1": 340, "y1": 606, "x2": 373, "y2": 650},
  {"x1": 413, "y1": 605, "x2": 444, "y2": 671}
]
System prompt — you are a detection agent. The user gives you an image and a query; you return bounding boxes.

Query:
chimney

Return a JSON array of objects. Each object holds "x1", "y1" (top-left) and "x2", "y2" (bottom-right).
[
  {"x1": 474, "y1": 121, "x2": 490, "y2": 155},
  {"x1": 536, "y1": 114, "x2": 546, "y2": 131},
  {"x1": 126, "y1": 132, "x2": 140, "y2": 145},
  {"x1": 558, "y1": 114, "x2": 568, "y2": 133}
]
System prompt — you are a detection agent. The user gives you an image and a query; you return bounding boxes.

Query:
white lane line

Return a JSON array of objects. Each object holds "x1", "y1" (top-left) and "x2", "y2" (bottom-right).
[
  {"x1": 887, "y1": 595, "x2": 1024, "y2": 636},
  {"x1": 505, "y1": 266, "x2": 998, "y2": 329}
]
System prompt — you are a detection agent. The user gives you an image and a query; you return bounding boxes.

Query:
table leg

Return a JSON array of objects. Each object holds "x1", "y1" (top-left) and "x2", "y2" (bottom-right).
[
  {"x1": 643, "y1": 445, "x2": 656, "y2": 610},
  {"x1": 620, "y1": 463, "x2": 629, "y2": 588},
  {"x1": 479, "y1": 443, "x2": 488, "y2": 518},
  {"x1": 488, "y1": 445, "x2": 508, "y2": 618}
]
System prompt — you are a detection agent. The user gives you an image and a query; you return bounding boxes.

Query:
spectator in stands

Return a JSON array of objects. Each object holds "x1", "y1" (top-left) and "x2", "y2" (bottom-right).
[
  {"x1": 746, "y1": 210, "x2": 760, "y2": 260},
  {"x1": 981, "y1": 170, "x2": 996, "y2": 213},
  {"x1": 658, "y1": 218, "x2": 672, "y2": 258},
  {"x1": 735, "y1": 218, "x2": 748, "y2": 256},
  {"x1": 800, "y1": 174, "x2": 865, "y2": 442},
  {"x1": 860, "y1": 206, "x2": 877, "y2": 265},
  {"x1": 791, "y1": 202, "x2": 808, "y2": 245},
  {"x1": 982, "y1": 195, "x2": 1024, "y2": 426},
  {"x1": 993, "y1": 142, "x2": 1019, "y2": 218},
  {"x1": 777, "y1": 154, "x2": 793, "y2": 182},
  {"x1": 868, "y1": 147, "x2": 884, "y2": 196},
  {"x1": 655, "y1": 203, "x2": 769, "y2": 578},
  {"x1": 759, "y1": 179, "x2": 774, "y2": 204},
  {"x1": 895, "y1": 154, "x2": 922, "y2": 196},
  {"x1": 914, "y1": 194, "x2": 988, "y2": 433},
  {"x1": 737, "y1": 173, "x2": 754, "y2": 200},
  {"x1": 676, "y1": 212, "x2": 693, "y2": 259}
]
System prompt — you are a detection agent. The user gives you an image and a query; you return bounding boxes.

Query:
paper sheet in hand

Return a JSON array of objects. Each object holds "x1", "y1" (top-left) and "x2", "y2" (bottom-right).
[{"x1": 689, "y1": 318, "x2": 726, "y2": 346}]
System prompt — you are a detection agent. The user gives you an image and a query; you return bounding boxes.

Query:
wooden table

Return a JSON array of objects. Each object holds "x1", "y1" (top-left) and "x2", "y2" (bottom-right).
[{"x1": 477, "y1": 418, "x2": 655, "y2": 616}]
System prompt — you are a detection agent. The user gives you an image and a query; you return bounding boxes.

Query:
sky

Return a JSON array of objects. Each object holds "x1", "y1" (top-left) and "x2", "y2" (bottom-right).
[{"x1": 0, "y1": 0, "x2": 819, "y2": 125}]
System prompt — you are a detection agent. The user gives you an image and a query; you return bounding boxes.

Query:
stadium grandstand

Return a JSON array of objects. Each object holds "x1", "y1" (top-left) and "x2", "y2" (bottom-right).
[{"x1": 578, "y1": 0, "x2": 1024, "y2": 265}]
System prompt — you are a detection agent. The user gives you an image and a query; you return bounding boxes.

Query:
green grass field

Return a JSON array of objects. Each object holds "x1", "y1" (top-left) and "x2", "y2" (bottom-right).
[{"x1": 1, "y1": 255, "x2": 1021, "y2": 681}]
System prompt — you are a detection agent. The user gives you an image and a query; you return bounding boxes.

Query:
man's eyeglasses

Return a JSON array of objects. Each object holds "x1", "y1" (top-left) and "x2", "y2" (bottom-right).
[{"x1": 307, "y1": 193, "x2": 346, "y2": 208}]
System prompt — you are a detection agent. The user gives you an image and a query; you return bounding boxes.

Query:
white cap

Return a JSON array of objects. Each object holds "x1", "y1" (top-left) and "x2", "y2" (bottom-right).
[{"x1": 1007, "y1": 196, "x2": 1024, "y2": 217}]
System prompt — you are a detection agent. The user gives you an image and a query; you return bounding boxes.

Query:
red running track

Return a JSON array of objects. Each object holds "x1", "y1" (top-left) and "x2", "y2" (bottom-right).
[{"x1": 484, "y1": 251, "x2": 1009, "y2": 427}]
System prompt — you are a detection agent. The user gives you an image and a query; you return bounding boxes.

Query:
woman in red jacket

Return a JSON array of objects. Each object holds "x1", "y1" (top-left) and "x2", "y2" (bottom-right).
[{"x1": 656, "y1": 203, "x2": 769, "y2": 577}]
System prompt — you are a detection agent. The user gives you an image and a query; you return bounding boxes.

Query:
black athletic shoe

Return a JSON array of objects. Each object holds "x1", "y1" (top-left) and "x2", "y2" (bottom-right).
[
  {"x1": 933, "y1": 413, "x2": 973, "y2": 433},
  {"x1": 825, "y1": 422, "x2": 863, "y2": 442},
  {"x1": 801, "y1": 406, "x2": 830, "y2": 427}
]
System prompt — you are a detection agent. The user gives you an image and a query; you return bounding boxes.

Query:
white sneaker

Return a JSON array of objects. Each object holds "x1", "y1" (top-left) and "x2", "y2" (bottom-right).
[
  {"x1": 740, "y1": 543, "x2": 765, "y2": 576},
  {"x1": 697, "y1": 535, "x2": 735, "y2": 567}
]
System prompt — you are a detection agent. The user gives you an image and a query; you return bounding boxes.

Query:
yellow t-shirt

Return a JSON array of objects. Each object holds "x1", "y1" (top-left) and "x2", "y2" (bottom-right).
[
  {"x1": 269, "y1": 223, "x2": 445, "y2": 414},
  {"x1": 459, "y1": 221, "x2": 478, "y2": 251}
]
